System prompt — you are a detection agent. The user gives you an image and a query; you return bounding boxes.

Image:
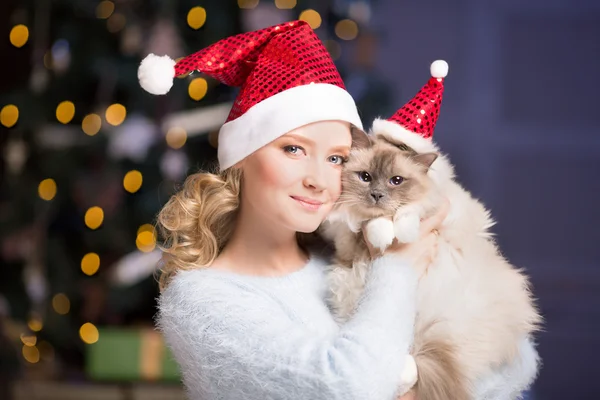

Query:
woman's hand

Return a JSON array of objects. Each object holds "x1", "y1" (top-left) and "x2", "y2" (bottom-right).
[{"x1": 363, "y1": 198, "x2": 450, "y2": 263}]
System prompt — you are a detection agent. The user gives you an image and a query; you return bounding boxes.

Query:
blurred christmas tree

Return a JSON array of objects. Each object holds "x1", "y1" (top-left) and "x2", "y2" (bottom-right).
[{"x1": 0, "y1": 0, "x2": 391, "y2": 382}]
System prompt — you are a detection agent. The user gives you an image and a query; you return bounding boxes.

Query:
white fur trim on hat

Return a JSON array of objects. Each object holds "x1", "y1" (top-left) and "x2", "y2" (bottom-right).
[
  {"x1": 371, "y1": 118, "x2": 438, "y2": 154},
  {"x1": 138, "y1": 54, "x2": 177, "y2": 95},
  {"x1": 218, "y1": 83, "x2": 363, "y2": 170}
]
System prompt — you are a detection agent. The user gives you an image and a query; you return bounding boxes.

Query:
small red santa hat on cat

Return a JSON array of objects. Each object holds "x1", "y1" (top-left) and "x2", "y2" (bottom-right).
[{"x1": 372, "y1": 60, "x2": 448, "y2": 154}]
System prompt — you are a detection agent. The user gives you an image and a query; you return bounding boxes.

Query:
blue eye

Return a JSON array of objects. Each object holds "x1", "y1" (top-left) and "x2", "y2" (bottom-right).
[
  {"x1": 389, "y1": 176, "x2": 404, "y2": 185},
  {"x1": 328, "y1": 155, "x2": 346, "y2": 165},
  {"x1": 358, "y1": 171, "x2": 372, "y2": 182},
  {"x1": 283, "y1": 145, "x2": 302, "y2": 154}
]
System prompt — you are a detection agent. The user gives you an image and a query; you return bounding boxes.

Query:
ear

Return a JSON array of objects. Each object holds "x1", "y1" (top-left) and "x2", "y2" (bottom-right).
[
  {"x1": 376, "y1": 133, "x2": 413, "y2": 152},
  {"x1": 412, "y1": 152, "x2": 438, "y2": 169},
  {"x1": 350, "y1": 126, "x2": 372, "y2": 150}
]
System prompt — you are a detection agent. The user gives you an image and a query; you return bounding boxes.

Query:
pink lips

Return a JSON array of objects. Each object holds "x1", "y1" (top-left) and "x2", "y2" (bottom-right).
[{"x1": 291, "y1": 196, "x2": 324, "y2": 211}]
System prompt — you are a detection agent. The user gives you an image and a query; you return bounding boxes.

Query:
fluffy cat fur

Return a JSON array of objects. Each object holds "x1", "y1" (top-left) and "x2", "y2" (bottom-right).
[{"x1": 321, "y1": 119, "x2": 542, "y2": 400}]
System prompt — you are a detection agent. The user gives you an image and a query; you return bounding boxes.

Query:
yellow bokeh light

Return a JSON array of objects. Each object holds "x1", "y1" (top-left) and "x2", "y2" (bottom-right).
[
  {"x1": 38, "y1": 178, "x2": 57, "y2": 201},
  {"x1": 56, "y1": 101, "x2": 75, "y2": 124},
  {"x1": 28, "y1": 316, "x2": 43, "y2": 332},
  {"x1": 107, "y1": 13, "x2": 126, "y2": 33},
  {"x1": 52, "y1": 293, "x2": 70, "y2": 315},
  {"x1": 123, "y1": 170, "x2": 143, "y2": 193},
  {"x1": 10, "y1": 25, "x2": 29, "y2": 48},
  {"x1": 81, "y1": 252, "x2": 100, "y2": 276},
  {"x1": 136, "y1": 224, "x2": 157, "y2": 253},
  {"x1": 335, "y1": 19, "x2": 359, "y2": 40},
  {"x1": 80, "y1": 322, "x2": 100, "y2": 344},
  {"x1": 22, "y1": 345, "x2": 40, "y2": 363},
  {"x1": 105, "y1": 103, "x2": 126, "y2": 126},
  {"x1": 187, "y1": 7, "x2": 207, "y2": 30},
  {"x1": 165, "y1": 127, "x2": 187, "y2": 149},
  {"x1": 275, "y1": 0, "x2": 296, "y2": 9},
  {"x1": 96, "y1": 1, "x2": 115, "y2": 19},
  {"x1": 299, "y1": 9, "x2": 322, "y2": 29},
  {"x1": 188, "y1": 77, "x2": 208, "y2": 101},
  {"x1": 1, "y1": 104, "x2": 19, "y2": 128},
  {"x1": 238, "y1": 0, "x2": 259, "y2": 9},
  {"x1": 20, "y1": 333, "x2": 37, "y2": 347},
  {"x1": 84, "y1": 206, "x2": 104, "y2": 230},
  {"x1": 82, "y1": 113, "x2": 102, "y2": 136}
]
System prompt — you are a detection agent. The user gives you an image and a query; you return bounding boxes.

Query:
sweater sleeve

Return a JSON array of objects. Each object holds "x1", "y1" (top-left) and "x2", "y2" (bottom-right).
[
  {"x1": 157, "y1": 254, "x2": 417, "y2": 400},
  {"x1": 473, "y1": 336, "x2": 540, "y2": 400}
]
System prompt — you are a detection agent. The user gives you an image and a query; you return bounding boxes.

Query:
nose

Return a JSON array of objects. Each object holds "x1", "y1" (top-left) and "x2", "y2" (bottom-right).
[
  {"x1": 303, "y1": 163, "x2": 327, "y2": 191},
  {"x1": 370, "y1": 191, "x2": 385, "y2": 202}
]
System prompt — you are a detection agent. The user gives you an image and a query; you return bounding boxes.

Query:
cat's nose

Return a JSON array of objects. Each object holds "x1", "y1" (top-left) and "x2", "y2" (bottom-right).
[{"x1": 370, "y1": 191, "x2": 385, "y2": 202}]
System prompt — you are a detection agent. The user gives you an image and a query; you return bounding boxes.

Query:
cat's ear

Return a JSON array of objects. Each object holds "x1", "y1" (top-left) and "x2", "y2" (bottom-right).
[
  {"x1": 351, "y1": 127, "x2": 372, "y2": 150},
  {"x1": 412, "y1": 152, "x2": 438, "y2": 169}
]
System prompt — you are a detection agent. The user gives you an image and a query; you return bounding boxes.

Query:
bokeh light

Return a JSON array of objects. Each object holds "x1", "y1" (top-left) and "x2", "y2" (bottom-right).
[
  {"x1": 81, "y1": 253, "x2": 100, "y2": 276},
  {"x1": 166, "y1": 127, "x2": 187, "y2": 149},
  {"x1": 52, "y1": 293, "x2": 70, "y2": 315},
  {"x1": 56, "y1": 101, "x2": 75, "y2": 124},
  {"x1": 1, "y1": 104, "x2": 19, "y2": 128},
  {"x1": 188, "y1": 77, "x2": 208, "y2": 101},
  {"x1": 299, "y1": 10, "x2": 322, "y2": 29},
  {"x1": 20, "y1": 334, "x2": 37, "y2": 347},
  {"x1": 22, "y1": 345, "x2": 40, "y2": 363},
  {"x1": 80, "y1": 322, "x2": 100, "y2": 344},
  {"x1": 123, "y1": 170, "x2": 143, "y2": 193},
  {"x1": 10, "y1": 25, "x2": 29, "y2": 48},
  {"x1": 96, "y1": 1, "x2": 115, "y2": 19},
  {"x1": 136, "y1": 224, "x2": 157, "y2": 253},
  {"x1": 105, "y1": 103, "x2": 126, "y2": 126},
  {"x1": 335, "y1": 19, "x2": 359, "y2": 40},
  {"x1": 275, "y1": 0, "x2": 296, "y2": 9},
  {"x1": 38, "y1": 178, "x2": 57, "y2": 201},
  {"x1": 187, "y1": 7, "x2": 207, "y2": 30},
  {"x1": 84, "y1": 206, "x2": 104, "y2": 230},
  {"x1": 28, "y1": 315, "x2": 43, "y2": 332},
  {"x1": 238, "y1": 0, "x2": 259, "y2": 9},
  {"x1": 82, "y1": 113, "x2": 102, "y2": 136}
]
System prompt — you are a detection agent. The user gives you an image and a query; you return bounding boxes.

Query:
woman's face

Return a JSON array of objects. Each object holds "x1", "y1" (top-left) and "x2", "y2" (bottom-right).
[{"x1": 239, "y1": 121, "x2": 352, "y2": 233}]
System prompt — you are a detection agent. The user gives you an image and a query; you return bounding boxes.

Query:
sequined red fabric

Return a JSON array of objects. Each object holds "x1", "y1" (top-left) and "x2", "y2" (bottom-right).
[
  {"x1": 388, "y1": 77, "x2": 445, "y2": 139},
  {"x1": 174, "y1": 20, "x2": 346, "y2": 123}
]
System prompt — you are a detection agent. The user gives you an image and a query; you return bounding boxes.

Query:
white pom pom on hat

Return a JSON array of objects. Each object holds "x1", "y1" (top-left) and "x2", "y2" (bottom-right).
[
  {"x1": 430, "y1": 59, "x2": 449, "y2": 79},
  {"x1": 137, "y1": 53, "x2": 177, "y2": 95}
]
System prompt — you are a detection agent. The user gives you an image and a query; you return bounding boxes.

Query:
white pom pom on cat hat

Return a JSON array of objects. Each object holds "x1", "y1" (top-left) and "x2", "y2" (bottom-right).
[{"x1": 373, "y1": 60, "x2": 448, "y2": 153}]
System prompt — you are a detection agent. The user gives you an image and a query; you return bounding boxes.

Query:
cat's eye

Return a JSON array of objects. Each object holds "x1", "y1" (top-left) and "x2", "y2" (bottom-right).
[
  {"x1": 358, "y1": 171, "x2": 372, "y2": 182},
  {"x1": 389, "y1": 176, "x2": 404, "y2": 186}
]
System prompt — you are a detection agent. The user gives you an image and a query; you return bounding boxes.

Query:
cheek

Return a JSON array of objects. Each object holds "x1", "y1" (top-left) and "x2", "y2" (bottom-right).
[{"x1": 246, "y1": 153, "x2": 302, "y2": 193}]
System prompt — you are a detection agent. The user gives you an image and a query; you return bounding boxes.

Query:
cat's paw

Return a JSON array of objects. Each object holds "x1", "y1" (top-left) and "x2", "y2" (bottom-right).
[
  {"x1": 398, "y1": 354, "x2": 418, "y2": 395},
  {"x1": 394, "y1": 212, "x2": 421, "y2": 243},
  {"x1": 365, "y1": 217, "x2": 395, "y2": 251}
]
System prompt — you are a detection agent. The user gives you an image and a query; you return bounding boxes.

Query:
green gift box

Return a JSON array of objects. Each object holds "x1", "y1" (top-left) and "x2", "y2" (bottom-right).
[{"x1": 86, "y1": 327, "x2": 180, "y2": 382}]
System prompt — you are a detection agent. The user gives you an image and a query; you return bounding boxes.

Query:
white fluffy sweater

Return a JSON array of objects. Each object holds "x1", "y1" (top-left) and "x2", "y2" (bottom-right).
[{"x1": 157, "y1": 252, "x2": 538, "y2": 400}]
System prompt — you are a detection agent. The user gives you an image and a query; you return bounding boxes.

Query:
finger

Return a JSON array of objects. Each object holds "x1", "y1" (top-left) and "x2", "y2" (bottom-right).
[{"x1": 419, "y1": 198, "x2": 450, "y2": 237}]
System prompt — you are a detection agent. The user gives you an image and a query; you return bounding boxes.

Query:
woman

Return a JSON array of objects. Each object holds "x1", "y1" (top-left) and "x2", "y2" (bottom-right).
[{"x1": 139, "y1": 21, "x2": 538, "y2": 399}]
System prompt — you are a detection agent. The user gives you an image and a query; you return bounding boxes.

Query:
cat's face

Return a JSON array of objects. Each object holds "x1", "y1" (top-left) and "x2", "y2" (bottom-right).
[{"x1": 337, "y1": 135, "x2": 438, "y2": 219}]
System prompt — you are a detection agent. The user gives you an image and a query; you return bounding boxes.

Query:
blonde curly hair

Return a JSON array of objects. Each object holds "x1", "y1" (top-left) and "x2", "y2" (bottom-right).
[{"x1": 156, "y1": 167, "x2": 242, "y2": 291}]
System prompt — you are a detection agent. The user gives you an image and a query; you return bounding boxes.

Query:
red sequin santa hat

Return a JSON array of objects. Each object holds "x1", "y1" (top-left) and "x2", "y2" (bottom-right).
[
  {"x1": 372, "y1": 60, "x2": 448, "y2": 153},
  {"x1": 138, "y1": 20, "x2": 363, "y2": 170}
]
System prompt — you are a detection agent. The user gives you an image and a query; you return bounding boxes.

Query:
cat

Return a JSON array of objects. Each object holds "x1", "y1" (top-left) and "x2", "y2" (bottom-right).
[{"x1": 320, "y1": 122, "x2": 542, "y2": 400}]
